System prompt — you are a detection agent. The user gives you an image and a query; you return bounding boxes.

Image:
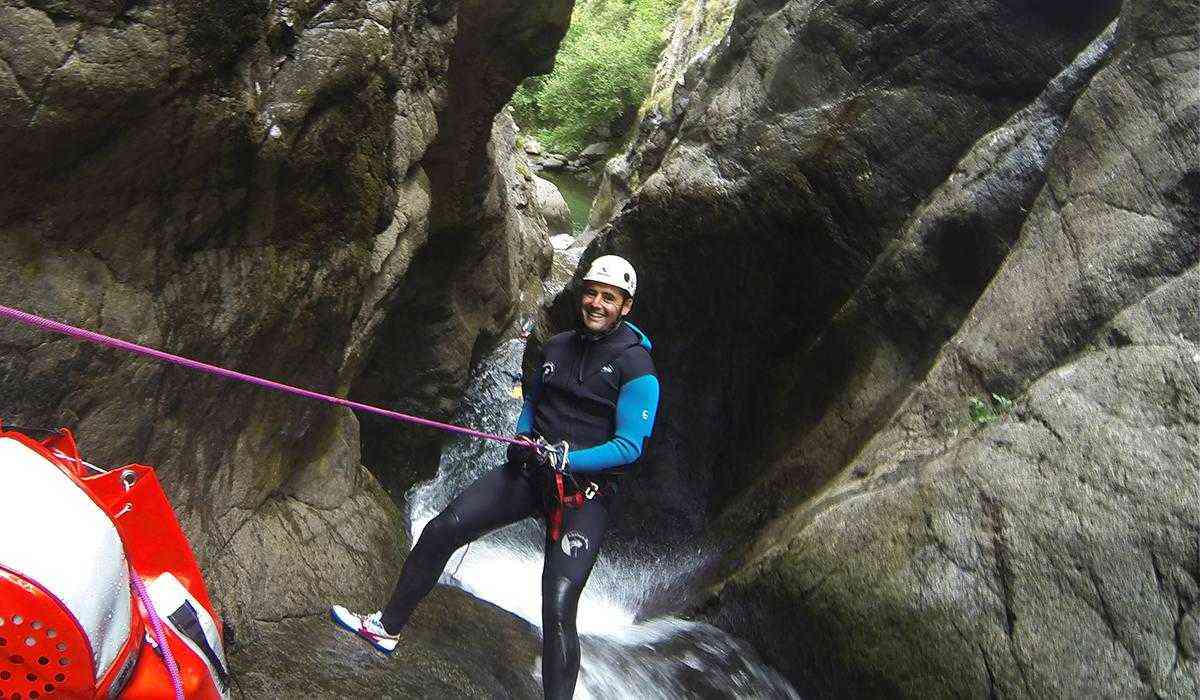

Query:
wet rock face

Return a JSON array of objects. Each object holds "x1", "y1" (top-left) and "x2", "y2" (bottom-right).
[
  {"x1": 575, "y1": 0, "x2": 1195, "y2": 693},
  {"x1": 0, "y1": 0, "x2": 563, "y2": 679},
  {"x1": 351, "y1": 107, "x2": 555, "y2": 497},
  {"x1": 1, "y1": 0, "x2": 451, "y2": 624}
]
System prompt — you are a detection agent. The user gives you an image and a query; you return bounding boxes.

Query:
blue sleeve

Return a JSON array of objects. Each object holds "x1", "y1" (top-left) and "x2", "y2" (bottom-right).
[
  {"x1": 515, "y1": 349, "x2": 543, "y2": 435},
  {"x1": 515, "y1": 399, "x2": 535, "y2": 435},
  {"x1": 569, "y1": 374, "x2": 660, "y2": 472}
]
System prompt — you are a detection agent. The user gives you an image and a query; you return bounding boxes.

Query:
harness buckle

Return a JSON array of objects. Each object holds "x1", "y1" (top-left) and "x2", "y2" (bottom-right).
[{"x1": 584, "y1": 482, "x2": 598, "y2": 499}]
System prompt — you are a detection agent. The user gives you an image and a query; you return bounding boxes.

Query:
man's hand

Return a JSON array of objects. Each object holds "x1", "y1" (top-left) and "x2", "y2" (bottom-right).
[{"x1": 507, "y1": 434, "x2": 538, "y2": 466}]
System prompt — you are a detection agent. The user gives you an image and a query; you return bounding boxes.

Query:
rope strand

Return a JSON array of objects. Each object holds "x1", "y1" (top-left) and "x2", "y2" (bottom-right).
[{"x1": 0, "y1": 304, "x2": 528, "y2": 448}]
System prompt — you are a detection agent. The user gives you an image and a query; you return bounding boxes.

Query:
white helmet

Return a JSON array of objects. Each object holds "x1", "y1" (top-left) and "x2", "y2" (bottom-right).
[{"x1": 582, "y1": 255, "x2": 637, "y2": 297}]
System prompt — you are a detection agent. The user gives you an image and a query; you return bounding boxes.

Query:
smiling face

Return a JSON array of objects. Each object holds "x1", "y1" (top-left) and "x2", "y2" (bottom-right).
[{"x1": 580, "y1": 281, "x2": 632, "y2": 333}]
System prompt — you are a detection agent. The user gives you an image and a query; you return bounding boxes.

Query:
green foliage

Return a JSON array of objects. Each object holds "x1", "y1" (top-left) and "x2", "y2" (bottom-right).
[
  {"x1": 967, "y1": 397, "x2": 993, "y2": 425},
  {"x1": 513, "y1": 0, "x2": 678, "y2": 153},
  {"x1": 968, "y1": 393, "x2": 1014, "y2": 426}
]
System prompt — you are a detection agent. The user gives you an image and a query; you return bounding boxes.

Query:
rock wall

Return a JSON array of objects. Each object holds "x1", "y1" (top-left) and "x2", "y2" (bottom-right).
[
  {"x1": 574, "y1": 0, "x2": 1196, "y2": 693},
  {"x1": 0, "y1": 0, "x2": 569, "y2": 683},
  {"x1": 351, "y1": 0, "x2": 569, "y2": 496},
  {"x1": 575, "y1": 0, "x2": 1122, "y2": 542}
]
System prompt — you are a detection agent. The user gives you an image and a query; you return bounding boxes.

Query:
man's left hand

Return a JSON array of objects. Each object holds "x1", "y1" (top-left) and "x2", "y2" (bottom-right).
[{"x1": 507, "y1": 434, "x2": 537, "y2": 466}]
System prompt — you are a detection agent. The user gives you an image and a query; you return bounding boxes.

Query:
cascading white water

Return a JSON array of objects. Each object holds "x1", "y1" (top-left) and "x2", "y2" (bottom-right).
[{"x1": 408, "y1": 332, "x2": 799, "y2": 698}]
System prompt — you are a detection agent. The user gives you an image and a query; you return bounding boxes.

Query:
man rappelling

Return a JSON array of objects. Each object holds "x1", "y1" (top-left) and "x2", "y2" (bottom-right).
[{"x1": 332, "y1": 255, "x2": 660, "y2": 699}]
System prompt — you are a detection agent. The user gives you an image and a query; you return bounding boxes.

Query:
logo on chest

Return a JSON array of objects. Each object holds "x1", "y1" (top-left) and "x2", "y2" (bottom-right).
[
  {"x1": 600, "y1": 365, "x2": 614, "y2": 374},
  {"x1": 542, "y1": 361, "x2": 556, "y2": 379}
]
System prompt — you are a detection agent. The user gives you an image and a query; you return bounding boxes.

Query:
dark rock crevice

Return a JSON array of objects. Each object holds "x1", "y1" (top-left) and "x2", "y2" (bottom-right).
[{"x1": 353, "y1": 0, "x2": 568, "y2": 496}]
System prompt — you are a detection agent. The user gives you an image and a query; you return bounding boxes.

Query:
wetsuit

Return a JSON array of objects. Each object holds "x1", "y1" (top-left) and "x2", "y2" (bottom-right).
[{"x1": 380, "y1": 321, "x2": 659, "y2": 699}]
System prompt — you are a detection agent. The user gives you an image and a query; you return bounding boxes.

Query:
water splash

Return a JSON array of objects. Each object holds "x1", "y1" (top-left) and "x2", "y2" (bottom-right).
[
  {"x1": 407, "y1": 334, "x2": 798, "y2": 698},
  {"x1": 568, "y1": 618, "x2": 798, "y2": 699}
]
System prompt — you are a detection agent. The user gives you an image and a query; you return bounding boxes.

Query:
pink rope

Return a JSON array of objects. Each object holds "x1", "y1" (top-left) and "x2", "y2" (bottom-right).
[
  {"x1": 0, "y1": 304, "x2": 527, "y2": 447},
  {"x1": 129, "y1": 568, "x2": 185, "y2": 700}
]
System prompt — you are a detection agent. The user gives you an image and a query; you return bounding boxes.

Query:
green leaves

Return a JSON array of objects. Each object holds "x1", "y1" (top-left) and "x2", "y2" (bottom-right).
[
  {"x1": 968, "y1": 393, "x2": 1014, "y2": 426},
  {"x1": 513, "y1": 0, "x2": 677, "y2": 152},
  {"x1": 967, "y1": 397, "x2": 995, "y2": 425}
]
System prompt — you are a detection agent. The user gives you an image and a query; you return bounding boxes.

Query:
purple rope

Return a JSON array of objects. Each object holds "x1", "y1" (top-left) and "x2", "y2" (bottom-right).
[
  {"x1": 0, "y1": 304, "x2": 527, "y2": 447},
  {"x1": 129, "y1": 568, "x2": 185, "y2": 700}
]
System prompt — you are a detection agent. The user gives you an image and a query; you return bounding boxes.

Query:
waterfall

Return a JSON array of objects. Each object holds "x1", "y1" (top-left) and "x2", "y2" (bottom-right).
[{"x1": 407, "y1": 333, "x2": 799, "y2": 698}]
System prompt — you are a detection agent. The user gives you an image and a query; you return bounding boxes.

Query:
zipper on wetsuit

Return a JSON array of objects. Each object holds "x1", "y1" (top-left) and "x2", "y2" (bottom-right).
[{"x1": 577, "y1": 336, "x2": 589, "y2": 383}]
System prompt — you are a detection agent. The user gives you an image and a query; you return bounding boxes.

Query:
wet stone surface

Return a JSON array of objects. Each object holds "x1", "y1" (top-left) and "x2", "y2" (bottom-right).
[{"x1": 228, "y1": 586, "x2": 541, "y2": 698}]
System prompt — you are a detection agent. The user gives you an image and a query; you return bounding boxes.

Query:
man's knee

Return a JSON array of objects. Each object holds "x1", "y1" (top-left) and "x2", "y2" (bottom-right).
[
  {"x1": 542, "y1": 574, "x2": 581, "y2": 625},
  {"x1": 419, "y1": 509, "x2": 463, "y2": 550}
]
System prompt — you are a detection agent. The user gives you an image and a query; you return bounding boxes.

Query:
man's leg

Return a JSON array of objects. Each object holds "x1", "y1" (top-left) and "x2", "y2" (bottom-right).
[
  {"x1": 379, "y1": 465, "x2": 539, "y2": 632},
  {"x1": 541, "y1": 496, "x2": 609, "y2": 700}
]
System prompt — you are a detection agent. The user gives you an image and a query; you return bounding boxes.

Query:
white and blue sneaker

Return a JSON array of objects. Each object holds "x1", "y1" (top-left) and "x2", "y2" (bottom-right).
[{"x1": 330, "y1": 605, "x2": 401, "y2": 654}]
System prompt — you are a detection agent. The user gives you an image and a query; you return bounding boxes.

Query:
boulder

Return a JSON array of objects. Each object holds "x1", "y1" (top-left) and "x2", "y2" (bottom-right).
[
  {"x1": 230, "y1": 587, "x2": 541, "y2": 697},
  {"x1": 578, "y1": 141, "x2": 613, "y2": 159},
  {"x1": 535, "y1": 176, "x2": 574, "y2": 238},
  {"x1": 523, "y1": 137, "x2": 543, "y2": 155},
  {"x1": 539, "y1": 156, "x2": 567, "y2": 170},
  {"x1": 587, "y1": 154, "x2": 633, "y2": 232}
]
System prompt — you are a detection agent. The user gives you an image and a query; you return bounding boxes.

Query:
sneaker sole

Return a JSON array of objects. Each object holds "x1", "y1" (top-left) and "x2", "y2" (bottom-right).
[{"x1": 329, "y1": 608, "x2": 398, "y2": 656}]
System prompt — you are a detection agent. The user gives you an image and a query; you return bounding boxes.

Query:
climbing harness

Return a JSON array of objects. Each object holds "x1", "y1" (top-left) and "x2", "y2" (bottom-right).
[
  {"x1": 530, "y1": 438, "x2": 605, "y2": 542},
  {"x1": 548, "y1": 470, "x2": 585, "y2": 543},
  {"x1": 541, "y1": 438, "x2": 575, "y2": 542},
  {"x1": 0, "y1": 304, "x2": 535, "y2": 450},
  {"x1": 546, "y1": 473, "x2": 607, "y2": 543}
]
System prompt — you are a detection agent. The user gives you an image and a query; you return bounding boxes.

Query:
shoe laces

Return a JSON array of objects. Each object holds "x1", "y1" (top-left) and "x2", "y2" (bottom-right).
[{"x1": 363, "y1": 611, "x2": 393, "y2": 636}]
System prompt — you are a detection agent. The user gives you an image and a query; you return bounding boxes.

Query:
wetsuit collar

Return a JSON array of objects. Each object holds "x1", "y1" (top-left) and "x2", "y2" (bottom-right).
[{"x1": 578, "y1": 319, "x2": 624, "y2": 343}]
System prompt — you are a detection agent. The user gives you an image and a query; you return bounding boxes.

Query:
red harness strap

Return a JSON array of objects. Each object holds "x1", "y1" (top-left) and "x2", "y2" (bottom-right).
[{"x1": 548, "y1": 472, "x2": 586, "y2": 542}]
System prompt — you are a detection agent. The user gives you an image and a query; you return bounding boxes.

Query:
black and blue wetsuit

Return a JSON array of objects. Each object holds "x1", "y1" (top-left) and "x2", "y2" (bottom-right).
[
  {"x1": 518, "y1": 320, "x2": 659, "y2": 471},
  {"x1": 379, "y1": 321, "x2": 659, "y2": 699}
]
